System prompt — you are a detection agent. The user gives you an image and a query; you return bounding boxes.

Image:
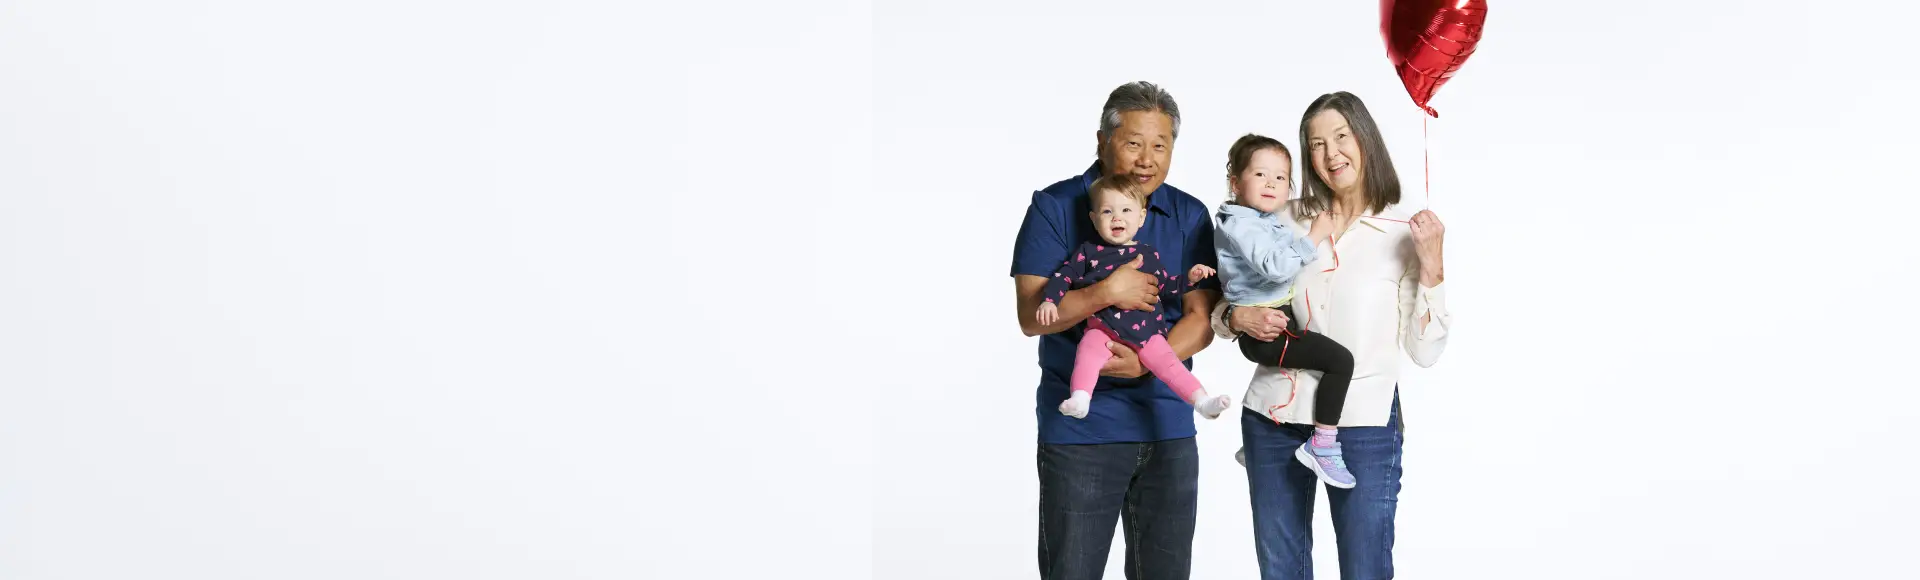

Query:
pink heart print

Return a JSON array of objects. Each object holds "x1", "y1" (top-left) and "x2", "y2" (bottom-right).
[{"x1": 1090, "y1": 259, "x2": 1099, "y2": 267}]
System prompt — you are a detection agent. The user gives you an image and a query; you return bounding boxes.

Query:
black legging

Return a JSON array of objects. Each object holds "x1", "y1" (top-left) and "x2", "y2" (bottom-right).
[{"x1": 1236, "y1": 304, "x2": 1355, "y2": 425}]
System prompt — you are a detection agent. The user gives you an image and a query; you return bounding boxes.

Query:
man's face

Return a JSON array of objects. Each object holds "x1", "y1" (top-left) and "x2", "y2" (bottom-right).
[{"x1": 1097, "y1": 109, "x2": 1174, "y2": 195}]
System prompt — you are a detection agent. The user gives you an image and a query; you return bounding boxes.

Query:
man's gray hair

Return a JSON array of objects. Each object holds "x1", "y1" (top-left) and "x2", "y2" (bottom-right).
[{"x1": 1098, "y1": 81, "x2": 1181, "y2": 142}]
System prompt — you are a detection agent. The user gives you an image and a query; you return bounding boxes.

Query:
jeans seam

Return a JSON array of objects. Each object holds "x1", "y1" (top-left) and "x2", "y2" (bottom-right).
[
  {"x1": 1128, "y1": 443, "x2": 1148, "y2": 580},
  {"x1": 1380, "y1": 423, "x2": 1403, "y2": 578},
  {"x1": 1126, "y1": 499, "x2": 1140, "y2": 580},
  {"x1": 1037, "y1": 448, "x2": 1050, "y2": 578}
]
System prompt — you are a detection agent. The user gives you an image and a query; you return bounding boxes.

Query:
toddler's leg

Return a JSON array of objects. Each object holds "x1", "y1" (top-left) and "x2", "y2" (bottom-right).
[
  {"x1": 1276, "y1": 330, "x2": 1356, "y2": 426},
  {"x1": 1272, "y1": 329, "x2": 1359, "y2": 488},
  {"x1": 1139, "y1": 335, "x2": 1232, "y2": 419},
  {"x1": 1061, "y1": 331, "x2": 1114, "y2": 419},
  {"x1": 1236, "y1": 330, "x2": 1290, "y2": 366}
]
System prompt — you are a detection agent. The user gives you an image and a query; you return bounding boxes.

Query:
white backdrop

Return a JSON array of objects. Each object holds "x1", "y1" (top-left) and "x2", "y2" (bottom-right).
[
  {"x1": 0, "y1": 1, "x2": 874, "y2": 578},
  {"x1": 872, "y1": 1, "x2": 1920, "y2": 579},
  {"x1": 1, "y1": 1, "x2": 1916, "y2": 579}
]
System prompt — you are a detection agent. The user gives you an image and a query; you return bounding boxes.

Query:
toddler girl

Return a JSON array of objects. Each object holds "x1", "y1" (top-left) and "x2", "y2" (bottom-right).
[{"x1": 1214, "y1": 134, "x2": 1360, "y2": 489}]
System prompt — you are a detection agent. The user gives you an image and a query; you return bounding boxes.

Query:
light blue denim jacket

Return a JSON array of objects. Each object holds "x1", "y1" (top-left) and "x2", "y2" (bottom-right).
[{"x1": 1213, "y1": 203, "x2": 1319, "y2": 306}]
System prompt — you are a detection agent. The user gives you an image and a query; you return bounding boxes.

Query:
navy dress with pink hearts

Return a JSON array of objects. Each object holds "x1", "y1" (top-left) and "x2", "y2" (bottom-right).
[{"x1": 1040, "y1": 240, "x2": 1187, "y2": 349}]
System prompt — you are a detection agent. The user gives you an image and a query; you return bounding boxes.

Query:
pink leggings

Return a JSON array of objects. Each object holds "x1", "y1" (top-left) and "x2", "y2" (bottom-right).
[{"x1": 1070, "y1": 331, "x2": 1207, "y2": 403}]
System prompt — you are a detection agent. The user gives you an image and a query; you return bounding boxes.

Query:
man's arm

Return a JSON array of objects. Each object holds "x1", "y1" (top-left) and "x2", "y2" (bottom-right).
[
  {"x1": 1164, "y1": 289, "x2": 1219, "y2": 360},
  {"x1": 1016, "y1": 274, "x2": 1113, "y2": 337},
  {"x1": 1164, "y1": 197, "x2": 1222, "y2": 360}
]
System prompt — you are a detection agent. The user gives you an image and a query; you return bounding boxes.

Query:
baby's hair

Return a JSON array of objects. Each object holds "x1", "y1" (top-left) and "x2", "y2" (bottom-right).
[
  {"x1": 1225, "y1": 133, "x2": 1292, "y2": 203},
  {"x1": 1089, "y1": 174, "x2": 1150, "y2": 208}
]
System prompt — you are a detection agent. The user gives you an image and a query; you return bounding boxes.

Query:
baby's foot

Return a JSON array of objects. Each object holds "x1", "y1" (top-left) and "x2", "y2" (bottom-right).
[
  {"x1": 1058, "y1": 391, "x2": 1092, "y2": 419},
  {"x1": 1194, "y1": 394, "x2": 1232, "y2": 419}
]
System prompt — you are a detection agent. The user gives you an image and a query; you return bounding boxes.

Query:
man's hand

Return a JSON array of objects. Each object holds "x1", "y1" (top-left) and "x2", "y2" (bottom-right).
[
  {"x1": 1186, "y1": 264, "x2": 1216, "y2": 286},
  {"x1": 1098, "y1": 340, "x2": 1147, "y2": 379},
  {"x1": 1231, "y1": 305, "x2": 1290, "y2": 342},
  {"x1": 1099, "y1": 255, "x2": 1160, "y2": 312}
]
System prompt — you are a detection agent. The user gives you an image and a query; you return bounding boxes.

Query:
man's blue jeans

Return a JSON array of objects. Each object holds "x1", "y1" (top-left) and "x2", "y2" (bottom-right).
[
  {"x1": 1036, "y1": 437, "x2": 1198, "y2": 580},
  {"x1": 1241, "y1": 392, "x2": 1405, "y2": 580}
]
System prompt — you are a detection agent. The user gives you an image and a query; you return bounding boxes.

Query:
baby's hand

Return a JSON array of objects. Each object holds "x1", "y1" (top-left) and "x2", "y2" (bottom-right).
[
  {"x1": 1037, "y1": 301, "x2": 1060, "y2": 326},
  {"x1": 1186, "y1": 264, "x2": 1216, "y2": 285}
]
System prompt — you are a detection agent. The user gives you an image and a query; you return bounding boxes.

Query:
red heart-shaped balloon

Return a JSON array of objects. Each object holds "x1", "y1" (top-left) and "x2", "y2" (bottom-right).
[{"x1": 1381, "y1": 0, "x2": 1489, "y2": 117}]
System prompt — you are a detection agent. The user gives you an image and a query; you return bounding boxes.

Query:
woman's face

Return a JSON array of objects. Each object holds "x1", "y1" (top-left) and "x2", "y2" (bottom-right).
[
  {"x1": 1307, "y1": 109, "x2": 1364, "y2": 195},
  {"x1": 1230, "y1": 147, "x2": 1292, "y2": 214}
]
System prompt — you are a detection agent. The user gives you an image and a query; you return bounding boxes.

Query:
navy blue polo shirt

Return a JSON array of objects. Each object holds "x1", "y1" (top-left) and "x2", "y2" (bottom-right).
[{"x1": 1011, "y1": 162, "x2": 1220, "y2": 445}]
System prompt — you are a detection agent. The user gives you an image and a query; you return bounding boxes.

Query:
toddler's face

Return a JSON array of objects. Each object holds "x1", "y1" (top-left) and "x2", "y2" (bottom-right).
[
  {"x1": 1231, "y1": 147, "x2": 1292, "y2": 214},
  {"x1": 1089, "y1": 189, "x2": 1145, "y2": 245}
]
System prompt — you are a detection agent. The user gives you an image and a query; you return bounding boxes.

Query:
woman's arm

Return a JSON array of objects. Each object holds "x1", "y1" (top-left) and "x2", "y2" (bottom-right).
[
  {"x1": 1209, "y1": 298, "x2": 1290, "y2": 342},
  {"x1": 1398, "y1": 263, "x2": 1451, "y2": 367},
  {"x1": 1401, "y1": 210, "x2": 1451, "y2": 366}
]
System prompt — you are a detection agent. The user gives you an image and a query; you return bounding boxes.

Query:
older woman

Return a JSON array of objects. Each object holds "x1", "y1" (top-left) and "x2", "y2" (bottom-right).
[{"x1": 1212, "y1": 91, "x2": 1451, "y2": 580}]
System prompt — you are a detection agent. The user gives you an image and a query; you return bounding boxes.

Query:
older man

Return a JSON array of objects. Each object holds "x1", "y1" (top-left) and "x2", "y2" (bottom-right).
[{"x1": 1010, "y1": 81, "x2": 1222, "y2": 580}]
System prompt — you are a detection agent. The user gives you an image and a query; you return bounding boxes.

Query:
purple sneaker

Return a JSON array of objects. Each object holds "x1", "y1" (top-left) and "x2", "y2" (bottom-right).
[{"x1": 1295, "y1": 441, "x2": 1357, "y2": 489}]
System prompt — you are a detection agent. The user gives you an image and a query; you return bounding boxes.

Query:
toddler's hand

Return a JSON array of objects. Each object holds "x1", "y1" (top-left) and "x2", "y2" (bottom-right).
[
  {"x1": 1186, "y1": 264, "x2": 1215, "y2": 285},
  {"x1": 1037, "y1": 302, "x2": 1059, "y2": 326},
  {"x1": 1309, "y1": 210, "x2": 1337, "y2": 242}
]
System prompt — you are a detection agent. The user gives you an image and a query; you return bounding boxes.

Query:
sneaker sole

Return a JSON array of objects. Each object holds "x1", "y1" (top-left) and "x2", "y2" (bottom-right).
[{"x1": 1294, "y1": 445, "x2": 1357, "y2": 489}]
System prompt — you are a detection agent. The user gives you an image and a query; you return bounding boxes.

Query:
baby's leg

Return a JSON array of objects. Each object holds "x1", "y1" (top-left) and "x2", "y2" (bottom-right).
[
  {"x1": 1061, "y1": 331, "x2": 1114, "y2": 419},
  {"x1": 1138, "y1": 335, "x2": 1232, "y2": 419}
]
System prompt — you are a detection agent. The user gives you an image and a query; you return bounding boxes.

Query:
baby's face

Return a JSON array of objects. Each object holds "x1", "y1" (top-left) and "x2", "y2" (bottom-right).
[{"x1": 1089, "y1": 189, "x2": 1145, "y2": 245}]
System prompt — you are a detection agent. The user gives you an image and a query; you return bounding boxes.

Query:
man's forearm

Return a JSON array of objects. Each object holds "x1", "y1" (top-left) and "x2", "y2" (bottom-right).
[
  {"x1": 1166, "y1": 290, "x2": 1219, "y2": 360},
  {"x1": 1017, "y1": 275, "x2": 1111, "y2": 336}
]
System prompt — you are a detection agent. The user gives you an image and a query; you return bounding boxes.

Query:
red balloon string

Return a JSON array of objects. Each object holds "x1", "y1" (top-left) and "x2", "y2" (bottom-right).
[
  {"x1": 1424, "y1": 115, "x2": 1431, "y2": 209},
  {"x1": 1265, "y1": 228, "x2": 1340, "y2": 422},
  {"x1": 1264, "y1": 330, "x2": 1299, "y2": 422},
  {"x1": 1326, "y1": 214, "x2": 1414, "y2": 225}
]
